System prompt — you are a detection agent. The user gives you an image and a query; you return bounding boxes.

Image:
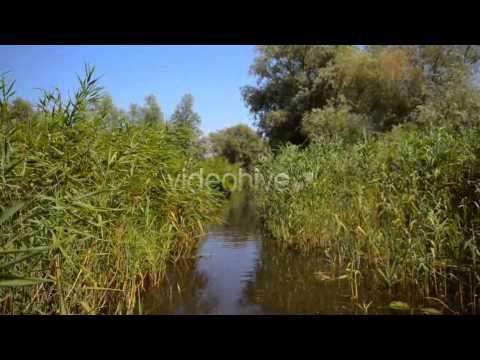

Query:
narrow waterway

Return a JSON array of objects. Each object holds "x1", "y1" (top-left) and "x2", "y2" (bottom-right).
[{"x1": 143, "y1": 192, "x2": 391, "y2": 314}]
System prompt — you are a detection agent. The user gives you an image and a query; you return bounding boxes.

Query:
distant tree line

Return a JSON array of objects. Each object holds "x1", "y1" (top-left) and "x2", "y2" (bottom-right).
[{"x1": 7, "y1": 90, "x2": 203, "y2": 141}]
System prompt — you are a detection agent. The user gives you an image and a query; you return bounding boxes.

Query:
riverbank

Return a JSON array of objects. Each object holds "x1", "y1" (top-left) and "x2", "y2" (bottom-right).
[
  {"x1": 0, "y1": 71, "x2": 228, "y2": 314},
  {"x1": 142, "y1": 191, "x2": 430, "y2": 314},
  {"x1": 254, "y1": 123, "x2": 480, "y2": 314}
]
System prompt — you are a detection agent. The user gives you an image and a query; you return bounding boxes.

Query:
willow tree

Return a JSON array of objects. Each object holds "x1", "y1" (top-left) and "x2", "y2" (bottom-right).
[
  {"x1": 208, "y1": 124, "x2": 266, "y2": 170},
  {"x1": 242, "y1": 45, "x2": 347, "y2": 147},
  {"x1": 244, "y1": 45, "x2": 480, "y2": 146}
]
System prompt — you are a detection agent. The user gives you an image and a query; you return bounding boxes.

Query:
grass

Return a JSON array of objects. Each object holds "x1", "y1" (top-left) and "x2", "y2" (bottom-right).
[
  {"x1": 254, "y1": 122, "x2": 480, "y2": 313},
  {"x1": 0, "y1": 68, "x2": 227, "y2": 314}
]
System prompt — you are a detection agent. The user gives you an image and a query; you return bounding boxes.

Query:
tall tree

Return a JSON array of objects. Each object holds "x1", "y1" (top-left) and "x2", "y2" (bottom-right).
[
  {"x1": 92, "y1": 94, "x2": 126, "y2": 128},
  {"x1": 143, "y1": 94, "x2": 164, "y2": 125},
  {"x1": 242, "y1": 45, "x2": 345, "y2": 147},
  {"x1": 328, "y1": 46, "x2": 426, "y2": 131},
  {"x1": 244, "y1": 45, "x2": 480, "y2": 145},
  {"x1": 170, "y1": 93, "x2": 202, "y2": 138},
  {"x1": 208, "y1": 124, "x2": 266, "y2": 169},
  {"x1": 128, "y1": 103, "x2": 141, "y2": 123},
  {"x1": 10, "y1": 97, "x2": 34, "y2": 122},
  {"x1": 367, "y1": 45, "x2": 480, "y2": 82}
]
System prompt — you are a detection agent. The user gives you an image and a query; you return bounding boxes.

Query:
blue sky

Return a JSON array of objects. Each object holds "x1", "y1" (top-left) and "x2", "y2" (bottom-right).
[{"x1": 0, "y1": 45, "x2": 258, "y2": 135}]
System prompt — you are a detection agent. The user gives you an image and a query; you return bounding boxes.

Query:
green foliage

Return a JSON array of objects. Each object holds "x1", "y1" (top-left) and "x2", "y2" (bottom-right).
[
  {"x1": 301, "y1": 97, "x2": 369, "y2": 143},
  {"x1": 412, "y1": 65, "x2": 480, "y2": 128},
  {"x1": 9, "y1": 97, "x2": 34, "y2": 123},
  {"x1": 128, "y1": 103, "x2": 142, "y2": 123},
  {"x1": 0, "y1": 69, "x2": 224, "y2": 314},
  {"x1": 196, "y1": 156, "x2": 241, "y2": 191},
  {"x1": 143, "y1": 94, "x2": 165, "y2": 125},
  {"x1": 254, "y1": 122, "x2": 480, "y2": 312},
  {"x1": 105, "y1": 94, "x2": 165, "y2": 127},
  {"x1": 243, "y1": 45, "x2": 480, "y2": 146},
  {"x1": 170, "y1": 93, "x2": 202, "y2": 140},
  {"x1": 377, "y1": 46, "x2": 480, "y2": 81},
  {"x1": 242, "y1": 45, "x2": 344, "y2": 146},
  {"x1": 329, "y1": 46, "x2": 426, "y2": 131},
  {"x1": 91, "y1": 94, "x2": 128, "y2": 129},
  {"x1": 207, "y1": 124, "x2": 266, "y2": 170}
]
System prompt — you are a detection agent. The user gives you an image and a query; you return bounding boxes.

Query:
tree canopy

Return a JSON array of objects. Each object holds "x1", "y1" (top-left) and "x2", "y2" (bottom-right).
[
  {"x1": 207, "y1": 124, "x2": 266, "y2": 169},
  {"x1": 10, "y1": 97, "x2": 34, "y2": 122},
  {"x1": 243, "y1": 45, "x2": 480, "y2": 147},
  {"x1": 169, "y1": 93, "x2": 202, "y2": 139},
  {"x1": 143, "y1": 94, "x2": 164, "y2": 125}
]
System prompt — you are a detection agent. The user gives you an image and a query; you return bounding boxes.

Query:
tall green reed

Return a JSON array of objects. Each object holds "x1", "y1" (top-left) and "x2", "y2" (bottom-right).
[
  {"x1": 0, "y1": 68, "x2": 225, "y2": 314},
  {"x1": 254, "y1": 123, "x2": 480, "y2": 313}
]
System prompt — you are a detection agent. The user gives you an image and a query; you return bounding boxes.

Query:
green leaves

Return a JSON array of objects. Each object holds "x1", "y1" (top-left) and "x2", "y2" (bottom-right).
[
  {"x1": 244, "y1": 45, "x2": 480, "y2": 147},
  {"x1": 207, "y1": 124, "x2": 266, "y2": 170},
  {"x1": 169, "y1": 93, "x2": 202, "y2": 142},
  {"x1": 0, "y1": 201, "x2": 27, "y2": 226},
  {"x1": 0, "y1": 250, "x2": 46, "y2": 271},
  {"x1": 389, "y1": 302, "x2": 443, "y2": 315},
  {"x1": 0, "y1": 275, "x2": 52, "y2": 287},
  {"x1": 0, "y1": 246, "x2": 51, "y2": 287},
  {"x1": 1, "y1": 72, "x2": 16, "y2": 108},
  {"x1": 256, "y1": 116, "x2": 480, "y2": 314},
  {"x1": 420, "y1": 307, "x2": 442, "y2": 315},
  {"x1": 389, "y1": 301, "x2": 410, "y2": 311},
  {"x1": 0, "y1": 68, "x2": 225, "y2": 314}
]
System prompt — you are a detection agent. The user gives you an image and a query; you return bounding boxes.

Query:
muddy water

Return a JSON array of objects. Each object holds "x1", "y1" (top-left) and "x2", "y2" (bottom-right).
[{"x1": 143, "y1": 193, "x2": 390, "y2": 314}]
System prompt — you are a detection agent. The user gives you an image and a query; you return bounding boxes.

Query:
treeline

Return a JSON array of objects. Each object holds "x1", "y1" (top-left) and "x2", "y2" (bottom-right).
[
  {"x1": 8, "y1": 83, "x2": 268, "y2": 173},
  {"x1": 7, "y1": 89, "x2": 202, "y2": 135},
  {"x1": 245, "y1": 45, "x2": 480, "y2": 313},
  {"x1": 243, "y1": 45, "x2": 480, "y2": 146}
]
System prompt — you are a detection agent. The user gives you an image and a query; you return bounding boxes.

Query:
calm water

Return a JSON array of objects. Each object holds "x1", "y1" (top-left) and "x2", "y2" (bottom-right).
[{"x1": 143, "y1": 193, "x2": 394, "y2": 314}]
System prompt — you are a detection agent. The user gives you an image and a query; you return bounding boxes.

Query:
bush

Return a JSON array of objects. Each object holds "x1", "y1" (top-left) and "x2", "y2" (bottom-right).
[{"x1": 301, "y1": 97, "x2": 370, "y2": 144}]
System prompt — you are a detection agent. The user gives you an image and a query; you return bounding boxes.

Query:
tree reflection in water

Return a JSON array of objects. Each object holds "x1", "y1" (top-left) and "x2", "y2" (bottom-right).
[
  {"x1": 142, "y1": 258, "x2": 218, "y2": 314},
  {"x1": 143, "y1": 190, "x2": 399, "y2": 315},
  {"x1": 241, "y1": 242, "x2": 357, "y2": 314}
]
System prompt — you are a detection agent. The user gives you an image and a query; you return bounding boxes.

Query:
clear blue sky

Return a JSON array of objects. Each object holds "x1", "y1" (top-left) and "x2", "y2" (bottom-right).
[{"x1": 0, "y1": 45, "x2": 258, "y2": 135}]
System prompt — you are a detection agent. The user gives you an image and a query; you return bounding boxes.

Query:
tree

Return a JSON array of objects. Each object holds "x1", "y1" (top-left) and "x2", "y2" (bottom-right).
[
  {"x1": 128, "y1": 103, "x2": 141, "y2": 123},
  {"x1": 242, "y1": 45, "x2": 346, "y2": 147},
  {"x1": 143, "y1": 94, "x2": 164, "y2": 125},
  {"x1": 207, "y1": 124, "x2": 266, "y2": 169},
  {"x1": 92, "y1": 94, "x2": 126, "y2": 128},
  {"x1": 366, "y1": 45, "x2": 480, "y2": 92},
  {"x1": 170, "y1": 93, "x2": 202, "y2": 139},
  {"x1": 126, "y1": 95, "x2": 164, "y2": 125},
  {"x1": 243, "y1": 45, "x2": 480, "y2": 145},
  {"x1": 328, "y1": 46, "x2": 426, "y2": 131},
  {"x1": 10, "y1": 97, "x2": 34, "y2": 122},
  {"x1": 373, "y1": 45, "x2": 480, "y2": 127},
  {"x1": 302, "y1": 97, "x2": 369, "y2": 143}
]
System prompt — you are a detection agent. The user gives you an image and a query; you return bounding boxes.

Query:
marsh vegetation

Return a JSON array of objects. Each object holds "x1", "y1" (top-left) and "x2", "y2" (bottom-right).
[
  {"x1": 2, "y1": 45, "x2": 480, "y2": 314},
  {"x1": 0, "y1": 66, "x2": 229, "y2": 314}
]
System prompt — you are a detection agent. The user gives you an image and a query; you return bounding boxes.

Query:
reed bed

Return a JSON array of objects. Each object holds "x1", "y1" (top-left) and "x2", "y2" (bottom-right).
[
  {"x1": 0, "y1": 69, "x2": 225, "y2": 314},
  {"x1": 254, "y1": 123, "x2": 480, "y2": 313}
]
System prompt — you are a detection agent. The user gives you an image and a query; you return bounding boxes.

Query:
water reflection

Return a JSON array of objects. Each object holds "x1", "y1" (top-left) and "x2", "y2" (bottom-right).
[
  {"x1": 241, "y1": 244, "x2": 355, "y2": 314},
  {"x1": 143, "y1": 191, "x2": 396, "y2": 315},
  {"x1": 142, "y1": 258, "x2": 219, "y2": 314},
  {"x1": 143, "y1": 192, "x2": 262, "y2": 314}
]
